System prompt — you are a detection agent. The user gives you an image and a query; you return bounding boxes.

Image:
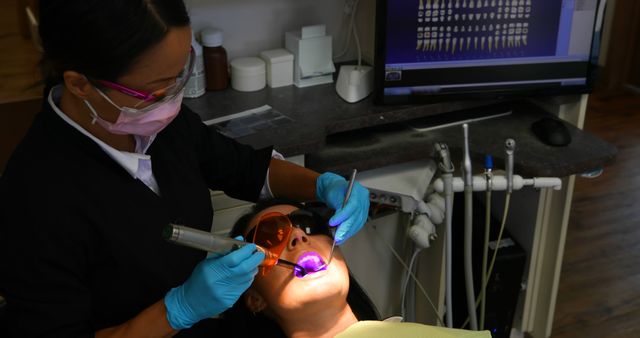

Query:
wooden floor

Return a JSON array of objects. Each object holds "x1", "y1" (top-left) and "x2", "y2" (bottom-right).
[
  {"x1": 551, "y1": 92, "x2": 640, "y2": 338},
  {"x1": 0, "y1": 0, "x2": 42, "y2": 104}
]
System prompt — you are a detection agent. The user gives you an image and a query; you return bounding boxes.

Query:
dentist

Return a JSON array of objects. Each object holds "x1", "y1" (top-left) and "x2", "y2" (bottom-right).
[{"x1": 0, "y1": 1, "x2": 369, "y2": 337}]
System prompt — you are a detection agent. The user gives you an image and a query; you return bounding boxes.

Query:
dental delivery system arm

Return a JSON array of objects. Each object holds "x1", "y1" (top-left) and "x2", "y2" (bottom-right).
[{"x1": 429, "y1": 130, "x2": 561, "y2": 331}]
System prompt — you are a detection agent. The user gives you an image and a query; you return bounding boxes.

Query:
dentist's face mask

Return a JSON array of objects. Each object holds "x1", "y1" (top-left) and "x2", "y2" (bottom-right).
[
  {"x1": 83, "y1": 48, "x2": 195, "y2": 136},
  {"x1": 84, "y1": 88, "x2": 184, "y2": 136}
]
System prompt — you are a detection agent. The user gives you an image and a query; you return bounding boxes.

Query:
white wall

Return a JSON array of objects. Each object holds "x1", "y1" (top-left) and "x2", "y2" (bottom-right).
[{"x1": 185, "y1": 0, "x2": 376, "y2": 63}]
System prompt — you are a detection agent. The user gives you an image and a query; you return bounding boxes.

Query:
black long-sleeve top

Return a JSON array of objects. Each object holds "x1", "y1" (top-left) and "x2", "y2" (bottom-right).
[{"x1": 0, "y1": 99, "x2": 273, "y2": 337}]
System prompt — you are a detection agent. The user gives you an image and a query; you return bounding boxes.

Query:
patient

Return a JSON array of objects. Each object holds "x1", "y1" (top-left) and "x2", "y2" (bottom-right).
[{"x1": 223, "y1": 200, "x2": 490, "y2": 338}]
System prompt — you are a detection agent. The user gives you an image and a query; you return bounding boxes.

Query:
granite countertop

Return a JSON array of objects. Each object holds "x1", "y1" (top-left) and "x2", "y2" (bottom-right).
[{"x1": 184, "y1": 85, "x2": 617, "y2": 178}]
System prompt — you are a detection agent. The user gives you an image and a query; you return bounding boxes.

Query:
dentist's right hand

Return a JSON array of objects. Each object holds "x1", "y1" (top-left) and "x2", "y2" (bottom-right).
[{"x1": 164, "y1": 243, "x2": 265, "y2": 330}]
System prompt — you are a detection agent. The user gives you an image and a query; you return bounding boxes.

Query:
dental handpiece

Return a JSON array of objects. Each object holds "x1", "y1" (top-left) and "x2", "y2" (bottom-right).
[
  {"x1": 163, "y1": 224, "x2": 308, "y2": 275},
  {"x1": 505, "y1": 139, "x2": 516, "y2": 194},
  {"x1": 462, "y1": 124, "x2": 472, "y2": 187}
]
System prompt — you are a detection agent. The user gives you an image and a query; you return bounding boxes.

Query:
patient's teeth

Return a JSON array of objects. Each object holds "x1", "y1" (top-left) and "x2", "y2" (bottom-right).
[
  {"x1": 452, "y1": 37, "x2": 457, "y2": 54},
  {"x1": 467, "y1": 36, "x2": 471, "y2": 50},
  {"x1": 488, "y1": 36, "x2": 493, "y2": 52},
  {"x1": 445, "y1": 38, "x2": 450, "y2": 51},
  {"x1": 420, "y1": 0, "x2": 425, "y2": 10}
]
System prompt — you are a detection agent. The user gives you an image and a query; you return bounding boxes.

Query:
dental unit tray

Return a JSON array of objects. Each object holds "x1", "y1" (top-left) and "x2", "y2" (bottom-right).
[{"x1": 357, "y1": 159, "x2": 438, "y2": 214}]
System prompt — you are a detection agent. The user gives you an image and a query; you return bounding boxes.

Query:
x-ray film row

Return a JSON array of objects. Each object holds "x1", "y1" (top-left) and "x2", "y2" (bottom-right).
[{"x1": 416, "y1": 22, "x2": 529, "y2": 52}]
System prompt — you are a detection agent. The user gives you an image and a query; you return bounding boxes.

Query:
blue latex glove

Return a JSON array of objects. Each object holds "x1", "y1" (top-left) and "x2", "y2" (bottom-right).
[
  {"x1": 316, "y1": 172, "x2": 370, "y2": 244},
  {"x1": 164, "y1": 242, "x2": 265, "y2": 329}
]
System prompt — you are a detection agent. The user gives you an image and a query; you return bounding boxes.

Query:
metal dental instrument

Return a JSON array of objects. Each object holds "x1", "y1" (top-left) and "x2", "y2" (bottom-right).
[
  {"x1": 163, "y1": 224, "x2": 308, "y2": 276},
  {"x1": 323, "y1": 169, "x2": 358, "y2": 270}
]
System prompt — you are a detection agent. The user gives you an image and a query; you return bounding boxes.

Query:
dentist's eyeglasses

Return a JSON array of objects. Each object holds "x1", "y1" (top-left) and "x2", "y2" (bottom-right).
[{"x1": 91, "y1": 47, "x2": 196, "y2": 114}]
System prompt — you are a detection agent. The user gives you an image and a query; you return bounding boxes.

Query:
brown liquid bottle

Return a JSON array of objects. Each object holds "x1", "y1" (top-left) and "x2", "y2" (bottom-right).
[{"x1": 201, "y1": 27, "x2": 229, "y2": 91}]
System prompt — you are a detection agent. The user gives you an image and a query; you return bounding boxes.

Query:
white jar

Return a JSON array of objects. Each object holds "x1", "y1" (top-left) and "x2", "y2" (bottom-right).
[
  {"x1": 259, "y1": 49, "x2": 294, "y2": 88},
  {"x1": 230, "y1": 57, "x2": 266, "y2": 92}
]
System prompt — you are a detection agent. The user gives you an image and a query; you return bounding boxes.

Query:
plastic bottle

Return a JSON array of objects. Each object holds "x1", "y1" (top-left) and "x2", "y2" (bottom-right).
[
  {"x1": 183, "y1": 35, "x2": 206, "y2": 98},
  {"x1": 201, "y1": 27, "x2": 229, "y2": 91}
]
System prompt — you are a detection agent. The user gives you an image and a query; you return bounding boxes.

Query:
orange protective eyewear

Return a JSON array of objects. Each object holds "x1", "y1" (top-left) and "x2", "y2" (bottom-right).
[{"x1": 247, "y1": 209, "x2": 332, "y2": 275}]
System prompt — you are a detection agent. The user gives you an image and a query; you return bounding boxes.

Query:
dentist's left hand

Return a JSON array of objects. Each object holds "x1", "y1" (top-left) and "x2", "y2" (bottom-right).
[
  {"x1": 316, "y1": 172, "x2": 370, "y2": 244},
  {"x1": 164, "y1": 243, "x2": 264, "y2": 329}
]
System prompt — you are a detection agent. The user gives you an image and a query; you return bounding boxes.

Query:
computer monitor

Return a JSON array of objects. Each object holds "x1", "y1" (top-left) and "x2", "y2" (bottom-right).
[{"x1": 374, "y1": 0, "x2": 604, "y2": 104}]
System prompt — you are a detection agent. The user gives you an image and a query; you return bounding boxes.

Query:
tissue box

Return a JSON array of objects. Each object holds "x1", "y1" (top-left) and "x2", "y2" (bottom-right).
[{"x1": 259, "y1": 49, "x2": 294, "y2": 88}]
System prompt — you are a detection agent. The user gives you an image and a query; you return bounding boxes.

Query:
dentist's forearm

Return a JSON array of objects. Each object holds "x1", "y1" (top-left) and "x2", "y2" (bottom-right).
[
  {"x1": 95, "y1": 300, "x2": 177, "y2": 338},
  {"x1": 268, "y1": 158, "x2": 320, "y2": 201}
]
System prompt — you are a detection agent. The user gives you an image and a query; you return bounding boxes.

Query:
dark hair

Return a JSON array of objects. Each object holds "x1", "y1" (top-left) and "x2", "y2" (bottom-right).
[
  {"x1": 222, "y1": 200, "x2": 380, "y2": 337},
  {"x1": 38, "y1": 0, "x2": 190, "y2": 87}
]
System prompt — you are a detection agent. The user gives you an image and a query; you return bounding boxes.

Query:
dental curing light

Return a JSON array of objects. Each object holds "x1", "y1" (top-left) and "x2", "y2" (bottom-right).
[{"x1": 164, "y1": 224, "x2": 308, "y2": 276}]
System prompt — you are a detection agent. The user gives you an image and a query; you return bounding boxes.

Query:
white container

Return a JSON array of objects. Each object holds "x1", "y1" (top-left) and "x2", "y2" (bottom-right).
[
  {"x1": 259, "y1": 49, "x2": 294, "y2": 88},
  {"x1": 184, "y1": 35, "x2": 206, "y2": 98},
  {"x1": 230, "y1": 57, "x2": 266, "y2": 92}
]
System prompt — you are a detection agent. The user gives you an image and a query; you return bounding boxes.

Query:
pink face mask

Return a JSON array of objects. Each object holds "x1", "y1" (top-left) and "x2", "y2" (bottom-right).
[{"x1": 84, "y1": 89, "x2": 184, "y2": 137}]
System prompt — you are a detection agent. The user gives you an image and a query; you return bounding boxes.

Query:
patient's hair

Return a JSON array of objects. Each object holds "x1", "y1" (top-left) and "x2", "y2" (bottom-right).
[{"x1": 221, "y1": 199, "x2": 379, "y2": 337}]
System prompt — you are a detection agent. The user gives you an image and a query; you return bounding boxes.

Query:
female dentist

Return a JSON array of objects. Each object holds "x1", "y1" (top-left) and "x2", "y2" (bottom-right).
[{"x1": 0, "y1": 1, "x2": 369, "y2": 337}]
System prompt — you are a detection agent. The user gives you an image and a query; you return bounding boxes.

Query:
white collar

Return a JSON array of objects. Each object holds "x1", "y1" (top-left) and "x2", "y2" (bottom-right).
[{"x1": 48, "y1": 85, "x2": 155, "y2": 179}]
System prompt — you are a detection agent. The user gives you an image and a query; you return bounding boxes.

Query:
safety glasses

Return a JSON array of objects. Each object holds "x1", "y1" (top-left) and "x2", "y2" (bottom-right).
[
  {"x1": 92, "y1": 47, "x2": 195, "y2": 114},
  {"x1": 246, "y1": 209, "x2": 332, "y2": 273}
]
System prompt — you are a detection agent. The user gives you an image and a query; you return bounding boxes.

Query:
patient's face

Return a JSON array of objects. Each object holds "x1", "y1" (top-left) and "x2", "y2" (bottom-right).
[{"x1": 245, "y1": 205, "x2": 350, "y2": 316}]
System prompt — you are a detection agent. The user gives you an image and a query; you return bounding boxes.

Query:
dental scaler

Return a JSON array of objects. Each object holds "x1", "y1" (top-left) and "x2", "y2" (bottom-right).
[
  {"x1": 163, "y1": 224, "x2": 308, "y2": 276},
  {"x1": 324, "y1": 169, "x2": 358, "y2": 269}
]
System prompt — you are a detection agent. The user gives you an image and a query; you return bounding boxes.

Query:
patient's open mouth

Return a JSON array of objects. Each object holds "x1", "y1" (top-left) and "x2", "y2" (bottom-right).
[{"x1": 295, "y1": 252, "x2": 327, "y2": 278}]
